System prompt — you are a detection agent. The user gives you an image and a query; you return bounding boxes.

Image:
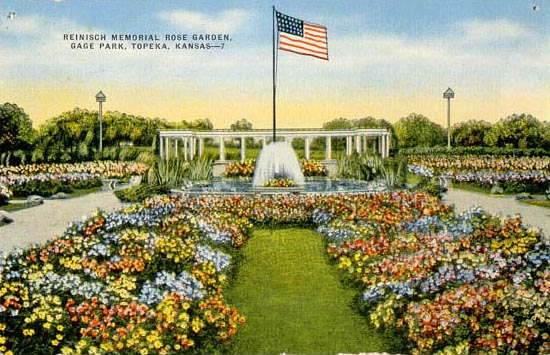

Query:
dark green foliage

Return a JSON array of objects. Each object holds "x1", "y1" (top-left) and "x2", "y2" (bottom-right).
[
  {"x1": 230, "y1": 118, "x2": 253, "y2": 131},
  {"x1": 394, "y1": 113, "x2": 446, "y2": 149},
  {"x1": 0, "y1": 103, "x2": 35, "y2": 166},
  {"x1": 484, "y1": 113, "x2": 545, "y2": 149},
  {"x1": 451, "y1": 119, "x2": 491, "y2": 147},
  {"x1": 11, "y1": 178, "x2": 102, "y2": 197},
  {"x1": 414, "y1": 176, "x2": 447, "y2": 199},
  {"x1": 114, "y1": 184, "x2": 168, "y2": 202}
]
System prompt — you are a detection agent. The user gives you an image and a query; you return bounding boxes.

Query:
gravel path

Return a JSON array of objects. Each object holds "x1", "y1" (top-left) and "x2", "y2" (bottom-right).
[
  {"x1": 0, "y1": 191, "x2": 125, "y2": 253},
  {"x1": 443, "y1": 188, "x2": 550, "y2": 239}
]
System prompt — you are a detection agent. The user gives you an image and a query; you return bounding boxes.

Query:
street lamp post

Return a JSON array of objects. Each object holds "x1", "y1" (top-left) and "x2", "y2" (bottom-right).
[
  {"x1": 443, "y1": 87, "x2": 454, "y2": 150},
  {"x1": 95, "y1": 91, "x2": 106, "y2": 154}
]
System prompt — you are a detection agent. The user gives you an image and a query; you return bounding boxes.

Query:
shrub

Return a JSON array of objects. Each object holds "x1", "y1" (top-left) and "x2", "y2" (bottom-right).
[
  {"x1": 147, "y1": 159, "x2": 190, "y2": 187},
  {"x1": 11, "y1": 178, "x2": 102, "y2": 197},
  {"x1": 114, "y1": 184, "x2": 168, "y2": 202},
  {"x1": 186, "y1": 157, "x2": 213, "y2": 181}
]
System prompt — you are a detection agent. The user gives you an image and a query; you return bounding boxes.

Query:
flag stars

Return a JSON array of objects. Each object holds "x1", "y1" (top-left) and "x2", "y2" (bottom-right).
[{"x1": 276, "y1": 12, "x2": 304, "y2": 37}]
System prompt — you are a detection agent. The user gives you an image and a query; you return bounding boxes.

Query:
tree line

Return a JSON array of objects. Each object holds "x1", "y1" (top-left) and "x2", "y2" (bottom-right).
[{"x1": 1, "y1": 102, "x2": 549, "y2": 165}]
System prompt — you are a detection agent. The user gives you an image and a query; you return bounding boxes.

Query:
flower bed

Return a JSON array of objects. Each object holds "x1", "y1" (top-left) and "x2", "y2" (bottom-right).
[
  {"x1": 223, "y1": 159, "x2": 255, "y2": 178},
  {"x1": 263, "y1": 178, "x2": 295, "y2": 188},
  {"x1": 408, "y1": 155, "x2": 550, "y2": 193},
  {"x1": 1, "y1": 192, "x2": 548, "y2": 354},
  {"x1": 222, "y1": 159, "x2": 326, "y2": 178},
  {"x1": 0, "y1": 162, "x2": 148, "y2": 199},
  {"x1": 0, "y1": 161, "x2": 148, "y2": 178},
  {"x1": 0, "y1": 196, "x2": 249, "y2": 354},
  {"x1": 0, "y1": 185, "x2": 12, "y2": 205},
  {"x1": 301, "y1": 160, "x2": 326, "y2": 177}
]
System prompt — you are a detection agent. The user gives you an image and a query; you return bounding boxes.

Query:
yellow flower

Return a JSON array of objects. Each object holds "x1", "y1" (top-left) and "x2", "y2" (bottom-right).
[
  {"x1": 57, "y1": 325, "x2": 64, "y2": 331},
  {"x1": 52, "y1": 340, "x2": 60, "y2": 346},
  {"x1": 43, "y1": 322, "x2": 51, "y2": 329},
  {"x1": 0, "y1": 323, "x2": 5, "y2": 331},
  {"x1": 56, "y1": 334, "x2": 64, "y2": 340},
  {"x1": 0, "y1": 337, "x2": 6, "y2": 344},
  {"x1": 23, "y1": 329, "x2": 35, "y2": 336}
]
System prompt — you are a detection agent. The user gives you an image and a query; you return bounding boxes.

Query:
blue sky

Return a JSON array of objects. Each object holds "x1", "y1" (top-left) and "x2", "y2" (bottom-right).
[{"x1": 1, "y1": 0, "x2": 549, "y2": 128}]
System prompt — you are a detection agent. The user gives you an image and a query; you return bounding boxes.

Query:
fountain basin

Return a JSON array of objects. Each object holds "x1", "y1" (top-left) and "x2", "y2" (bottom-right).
[{"x1": 172, "y1": 178, "x2": 388, "y2": 196}]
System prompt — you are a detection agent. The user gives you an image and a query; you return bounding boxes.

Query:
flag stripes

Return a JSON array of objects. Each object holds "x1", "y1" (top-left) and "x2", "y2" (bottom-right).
[{"x1": 276, "y1": 11, "x2": 328, "y2": 60}]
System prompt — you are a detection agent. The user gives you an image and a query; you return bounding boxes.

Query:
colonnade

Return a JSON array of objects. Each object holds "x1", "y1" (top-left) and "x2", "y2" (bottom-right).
[{"x1": 159, "y1": 129, "x2": 391, "y2": 162}]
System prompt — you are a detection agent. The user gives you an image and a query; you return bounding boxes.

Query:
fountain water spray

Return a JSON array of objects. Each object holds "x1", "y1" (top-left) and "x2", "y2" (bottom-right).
[{"x1": 252, "y1": 142, "x2": 305, "y2": 187}]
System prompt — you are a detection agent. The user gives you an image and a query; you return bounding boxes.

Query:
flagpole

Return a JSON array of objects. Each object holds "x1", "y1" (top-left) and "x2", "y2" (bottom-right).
[{"x1": 272, "y1": 5, "x2": 277, "y2": 142}]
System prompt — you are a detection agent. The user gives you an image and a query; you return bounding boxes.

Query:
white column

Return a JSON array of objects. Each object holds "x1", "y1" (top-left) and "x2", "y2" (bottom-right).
[
  {"x1": 219, "y1": 137, "x2": 225, "y2": 161},
  {"x1": 165, "y1": 137, "x2": 170, "y2": 161},
  {"x1": 362, "y1": 136, "x2": 367, "y2": 153},
  {"x1": 159, "y1": 135, "x2": 164, "y2": 159},
  {"x1": 346, "y1": 136, "x2": 352, "y2": 156},
  {"x1": 189, "y1": 138, "x2": 195, "y2": 160},
  {"x1": 325, "y1": 136, "x2": 332, "y2": 160},
  {"x1": 183, "y1": 138, "x2": 188, "y2": 161},
  {"x1": 262, "y1": 137, "x2": 267, "y2": 147},
  {"x1": 174, "y1": 139, "x2": 178, "y2": 158},
  {"x1": 355, "y1": 135, "x2": 361, "y2": 153},
  {"x1": 378, "y1": 136, "x2": 383, "y2": 156},
  {"x1": 305, "y1": 137, "x2": 311, "y2": 160},
  {"x1": 240, "y1": 137, "x2": 246, "y2": 162},
  {"x1": 385, "y1": 134, "x2": 390, "y2": 158},
  {"x1": 198, "y1": 138, "x2": 204, "y2": 157}
]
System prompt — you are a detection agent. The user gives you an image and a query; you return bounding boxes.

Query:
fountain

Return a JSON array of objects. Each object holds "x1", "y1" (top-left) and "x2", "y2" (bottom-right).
[
  {"x1": 252, "y1": 141, "x2": 305, "y2": 187},
  {"x1": 178, "y1": 141, "x2": 388, "y2": 195}
]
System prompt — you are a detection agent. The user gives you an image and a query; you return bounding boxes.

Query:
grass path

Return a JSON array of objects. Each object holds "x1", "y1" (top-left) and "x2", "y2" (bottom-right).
[{"x1": 226, "y1": 228, "x2": 389, "y2": 355}]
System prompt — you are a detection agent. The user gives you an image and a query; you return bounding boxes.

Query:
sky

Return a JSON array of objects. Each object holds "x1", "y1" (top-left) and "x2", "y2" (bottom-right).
[{"x1": 0, "y1": 0, "x2": 549, "y2": 129}]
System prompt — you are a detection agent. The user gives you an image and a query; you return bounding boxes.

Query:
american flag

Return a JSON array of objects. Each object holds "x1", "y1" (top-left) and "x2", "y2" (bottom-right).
[{"x1": 276, "y1": 11, "x2": 328, "y2": 61}]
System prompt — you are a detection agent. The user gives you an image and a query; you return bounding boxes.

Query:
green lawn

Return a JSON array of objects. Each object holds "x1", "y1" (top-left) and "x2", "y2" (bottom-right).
[
  {"x1": 451, "y1": 182, "x2": 514, "y2": 196},
  {"x1": 520, "y1": 199, "x2": 550, "y2": 209},
  {"x1": 226, "y1": 228, "x2": 389, "y2": 355},
  {"x1": 406, "y1": 172, "x2": 421, "y2": 186}
]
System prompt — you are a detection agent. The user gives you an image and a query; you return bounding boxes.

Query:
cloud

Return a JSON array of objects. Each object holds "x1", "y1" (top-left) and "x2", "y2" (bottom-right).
[
  {"x1": 461, "y1": 19, "x2": 532, "y2": 43},
  {"x1": 21, "y1": 0, "x2": 67, "y2": 2},
  {"x1": 3, "y1": 16, "x2": 40, "y2": 34},
  {"x1": 157, "y1": 9, "x2": 252, "y2": 33}
]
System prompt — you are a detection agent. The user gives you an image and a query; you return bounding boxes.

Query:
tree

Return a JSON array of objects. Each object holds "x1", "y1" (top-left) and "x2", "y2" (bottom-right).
[
  {"x1": 484, "y1": 114, "x2": 543, "y2": 149},
  {"x1": 187, "y1": 118, "x2": 213, "y2": 131},
  {"x1": 451, "y1": 120, "x2": 491, "y2": 147},
  {"x1": 32, "y1": 108, "x2": 171, "y2": 162},
  {"x1": 0, "y1": 103, "x2": 34, "y2": 165},
  {"x1": 393, "y1": 113, "x2": 446, "y2": 149},
  {"x1": 230, "y1": 118, "x2": 253, "y2": 131},
  {"x1": 322, "y1": 117, "x2": 354, "y2": 130}
]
